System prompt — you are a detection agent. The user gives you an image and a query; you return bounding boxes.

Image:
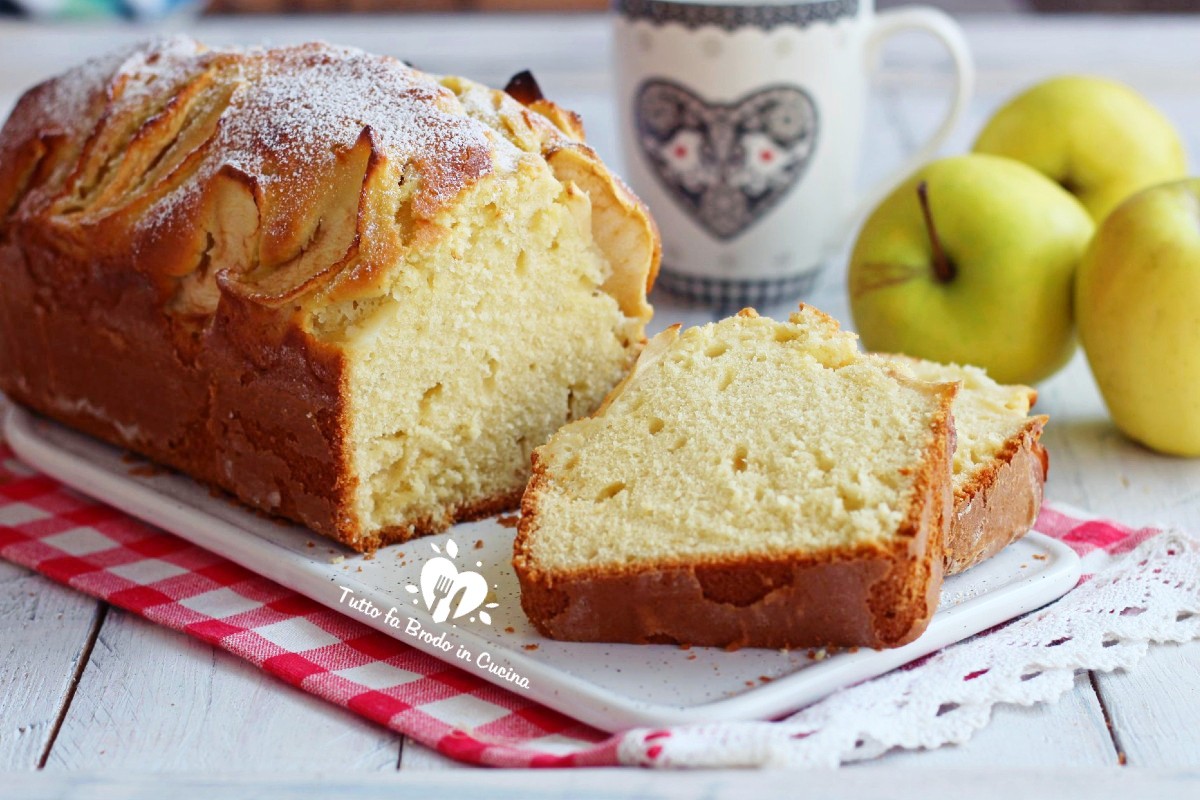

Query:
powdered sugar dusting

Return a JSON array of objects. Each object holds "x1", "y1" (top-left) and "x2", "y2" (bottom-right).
[
  {"x1": 5, "y1": 37, "x2": 525, "y2": 249},
  {"x1": 2, "y1": 36, "x2": 204, "y2": 151},
  {"x1": 111, "y1": 35, "x2": 209, "y2": 108},
  {"x1": 134, "y1": 40, "x2": 516, "y2": 238},
  {"x1": 1, "y1": 36, "x2": 213, "y2": 216},
  {"x1": 447, "y1": 76, "x2": 523, "y2": 174}
]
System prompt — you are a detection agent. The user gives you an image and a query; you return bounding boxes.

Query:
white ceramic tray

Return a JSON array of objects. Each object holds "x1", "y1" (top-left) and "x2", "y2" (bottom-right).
[{"x1": 5, "y1": 405, "x2": 1081, "y2": 733}]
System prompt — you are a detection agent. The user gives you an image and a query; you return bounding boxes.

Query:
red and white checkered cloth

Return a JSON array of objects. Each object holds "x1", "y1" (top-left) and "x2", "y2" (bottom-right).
[{"x1": 0, "y1": 440, "x2": 1167, "y2": 768}]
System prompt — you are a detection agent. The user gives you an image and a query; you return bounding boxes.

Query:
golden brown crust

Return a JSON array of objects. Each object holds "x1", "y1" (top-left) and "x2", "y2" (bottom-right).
[
  {"x1": 503, "y1": 88, "x2": 661, "y2": 295},
  {"x1": 0, "y1": 39, "x2": 659, "y2": 554},
  {"x1": 512, "y1": 345, "x2": 957, "y2": 651},
  {"x1": 944, "y1": 416, "x2": 1048, "y2": 575},
  {"x1": 353, "y1": 487, "x2": 524, "y2": 554},
  {"x1": 0, "y1": 40, "x2": 503, "y2": 309},
  {"x1": 515, "y1": 541, "x2": 931, "y2": 650},
  {"x1": 871, "y1": 353, "x2": 1047, "y2": 573}
]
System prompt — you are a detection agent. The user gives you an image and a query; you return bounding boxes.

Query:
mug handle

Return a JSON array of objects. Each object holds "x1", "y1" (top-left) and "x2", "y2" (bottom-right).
[{"x1": 846, "y1": 7, "x2": 975, "y2": 232}]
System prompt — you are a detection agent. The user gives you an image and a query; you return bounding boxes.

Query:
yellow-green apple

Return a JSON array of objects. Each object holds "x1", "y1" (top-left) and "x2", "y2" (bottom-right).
[
  {"x1": 849, "y1": 155, "x2": 1094, "y2": 385},
  {"x1": 1076, "y1": 179, "x2": 1200, "y2": 456},
  {"x1": 974, "y1": 76, "x2": 1187, "y2": 223}
]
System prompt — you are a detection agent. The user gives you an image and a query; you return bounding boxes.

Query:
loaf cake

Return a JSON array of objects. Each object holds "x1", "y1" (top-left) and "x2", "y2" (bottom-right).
[
  {"x1": 514, "y1": 306, "x2": 958, "y2": 650},
  {"x1": 886, "y1": 357, "x2": 1048, "y2": 575},
  {"x1": 0, "y1": 38, "x2": 659, "y2": 551}
]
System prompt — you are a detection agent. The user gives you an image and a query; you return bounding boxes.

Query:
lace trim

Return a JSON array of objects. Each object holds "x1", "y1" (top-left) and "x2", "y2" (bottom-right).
[{"x1": 619, "y1": 530, "x2": 1200, "y2": 767}]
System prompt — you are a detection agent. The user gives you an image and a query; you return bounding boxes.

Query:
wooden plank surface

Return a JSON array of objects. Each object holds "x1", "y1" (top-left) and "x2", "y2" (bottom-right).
[
  {"x1": 41, "y1": 608, "x2": 401, "y2": 772},
  {"x1": 0, "y1": 12, "x2": 1198, "y2": 779},
  {"x1": 0, "y1": 561, "x2": 103, "y2": 771},
  {"x1": 398, "y1": 739, "x2": 466, "y2": 771},
  {"x1": 5, "y1": 767, "x2": 1200, "y2": 800},
  {"x1": 1093, "y1": 643, "x2": 1200, "y2": 767}
]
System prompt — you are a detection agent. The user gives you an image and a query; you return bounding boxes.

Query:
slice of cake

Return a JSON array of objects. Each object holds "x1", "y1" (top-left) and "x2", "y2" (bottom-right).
[
  {"x1": 513, "y1": 306, "x2": 958, "y2": 650},
  {"x1": 885, "y1": 358, "x2": 1048, "y2": 575}
]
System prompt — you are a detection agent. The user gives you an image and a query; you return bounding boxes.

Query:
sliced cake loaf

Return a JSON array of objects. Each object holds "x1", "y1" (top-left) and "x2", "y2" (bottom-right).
[
  {"x1": 513, "y1": 306, "x2": 958, "y2": 650},
  {"x1": 886, "y1": 358, "x2": 1048, "y2": 575},
  {"x1": 0, "y1": 40, "x2": 659, "y2": 552}
]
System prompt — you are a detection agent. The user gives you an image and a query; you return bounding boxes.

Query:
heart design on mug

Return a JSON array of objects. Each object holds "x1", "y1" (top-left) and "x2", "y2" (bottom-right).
[{"x1": 635, "y1": 80, "x2": 819, "y2": 241}]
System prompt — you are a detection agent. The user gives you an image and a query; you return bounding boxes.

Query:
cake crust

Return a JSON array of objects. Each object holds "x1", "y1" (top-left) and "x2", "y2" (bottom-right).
[
  {"x1": 880, "y1": 355, "x2": 1048, "y2": 575},
  {"x1": 944, "y1": 416, "x2": 1049, "y2": 575}
]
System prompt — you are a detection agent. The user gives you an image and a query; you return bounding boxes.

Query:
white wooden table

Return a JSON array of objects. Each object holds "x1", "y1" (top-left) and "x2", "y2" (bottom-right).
[{"x1": 1, "y1": 12, "x2": 1199, "y2": 798}]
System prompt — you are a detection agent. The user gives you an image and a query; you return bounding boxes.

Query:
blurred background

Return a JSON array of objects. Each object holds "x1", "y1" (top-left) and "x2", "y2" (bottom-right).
[{"x1": 1, "y1": 0, "x2": 1199, "y2": 19}]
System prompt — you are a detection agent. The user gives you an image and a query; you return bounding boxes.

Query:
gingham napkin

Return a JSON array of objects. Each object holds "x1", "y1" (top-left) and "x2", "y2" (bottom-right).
[{"x1": 0, "y1": 438, "x2": 1192, "y2": 768}]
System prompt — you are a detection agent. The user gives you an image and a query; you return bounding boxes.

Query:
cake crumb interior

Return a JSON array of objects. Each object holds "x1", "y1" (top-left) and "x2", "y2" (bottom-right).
[
  {"x1": 528, "y1": 309, "x2": 952, "y2": 571},
  {"x1": 322, "y1": 163, "x2": 639, "y2": 537},
  {"x1": 892, "y1": 358, "x2": 1033, "y2": 494}
]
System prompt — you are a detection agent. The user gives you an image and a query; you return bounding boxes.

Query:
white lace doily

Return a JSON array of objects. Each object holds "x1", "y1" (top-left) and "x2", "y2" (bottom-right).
[{"x1": 617, "y1": 528, "x2": 1200, "y2": 767}]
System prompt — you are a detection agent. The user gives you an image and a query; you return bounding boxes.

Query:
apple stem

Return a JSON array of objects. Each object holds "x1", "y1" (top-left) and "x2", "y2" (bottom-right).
[{"x1": 917, "y1": 180, "x2": 956, "y2": 284}]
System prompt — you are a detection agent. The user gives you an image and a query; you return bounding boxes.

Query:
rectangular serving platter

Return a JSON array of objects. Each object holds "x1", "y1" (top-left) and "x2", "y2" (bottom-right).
[{"x1": 5, "y1": 405, "x2": 1081, "y2": 733}]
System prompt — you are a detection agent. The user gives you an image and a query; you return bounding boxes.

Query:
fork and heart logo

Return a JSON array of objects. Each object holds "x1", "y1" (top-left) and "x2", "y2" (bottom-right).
[{"x1": 411, "y1": 538, "x2": 496, "y2": 625}]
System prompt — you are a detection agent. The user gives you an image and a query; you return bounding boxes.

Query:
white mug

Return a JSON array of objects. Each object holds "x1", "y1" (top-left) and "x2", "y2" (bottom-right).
[{"x1": 613, "y1": 0, "x2": 974, "y2": 307}]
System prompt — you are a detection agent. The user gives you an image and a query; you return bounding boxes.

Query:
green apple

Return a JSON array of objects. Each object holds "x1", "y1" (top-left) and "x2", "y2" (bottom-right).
[
  {"x1": 974, "y1": 76, "x2": 1187, "y2": 223},
  {"x1": 1076, "y1": 179, "x2": 1200, "y2": 456},
  {"x1": 849, "y1": 154, "x2": 1094, "y2": 385}
]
